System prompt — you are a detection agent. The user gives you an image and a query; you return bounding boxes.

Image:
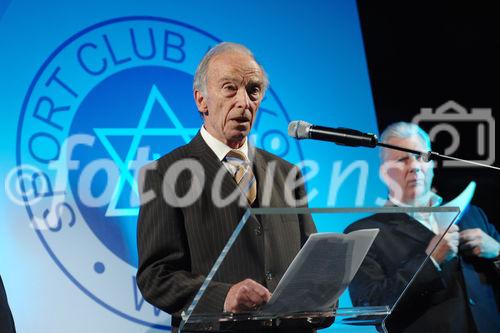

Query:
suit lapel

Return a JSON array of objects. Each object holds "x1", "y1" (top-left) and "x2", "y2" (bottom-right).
[
  {"x1": 187, "y1": 133, "x2": 263, "y2": 235},
  {"x1": 386, "y1": 213, "x2": 434, "y2": 245},
  {"x1": 188, "y1": 134, "x2": 277, "y2": 232},
  {"x1": 250, "y1": 146, "x2": 266, "y2": 206},
  {"x1": 187, "y1": 132, "x2": 240, "y2": 200},
  {"x1": 251, "y1": 147, "x2": 286, "y2": 208}
]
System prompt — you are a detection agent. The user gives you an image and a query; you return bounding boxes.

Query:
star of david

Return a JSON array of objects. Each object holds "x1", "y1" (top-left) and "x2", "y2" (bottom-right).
[{"x1": 93, "y1": 85, "x2": 199, "y2": 217}]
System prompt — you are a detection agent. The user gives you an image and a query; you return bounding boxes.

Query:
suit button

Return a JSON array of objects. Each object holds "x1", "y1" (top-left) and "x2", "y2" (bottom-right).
[
  {"x1": 266, "y1": 271, "x2": 273, "y2": 281},
  {"x1": 254, "y1": 227, "x2": 262, "y2": 236},
  {"x1": 468, "y1": 298, "x2": 476, "y2": 306}
]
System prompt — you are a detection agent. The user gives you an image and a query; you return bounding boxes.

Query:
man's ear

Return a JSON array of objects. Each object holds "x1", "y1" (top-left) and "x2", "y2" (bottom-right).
[
  {"x1": 379, "y1": 161, "x2": 403, "y2": 200},
  {"x1": 379, "y1": 162, "x2": 390, "y2": 187},
  {"x1": 194, "y1": 90, "x2": 208, "y2": 116}
]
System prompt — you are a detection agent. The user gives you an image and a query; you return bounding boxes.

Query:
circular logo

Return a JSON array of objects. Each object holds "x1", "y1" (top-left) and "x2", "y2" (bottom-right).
[{"x1": 16, "y1": 16, "x2": 304, "y2": 329}]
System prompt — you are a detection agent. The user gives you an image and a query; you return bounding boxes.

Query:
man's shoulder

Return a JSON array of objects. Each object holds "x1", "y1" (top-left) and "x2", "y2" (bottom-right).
[
  {"x1": 459, "y1": 204, "x2": 489, "y2": 228},
  {"x1": 141, "y1": 143, "x2": 194, "y2": 175},
  {"x1": 344, "y1": 213, "x2": 396, "y2": 233}
]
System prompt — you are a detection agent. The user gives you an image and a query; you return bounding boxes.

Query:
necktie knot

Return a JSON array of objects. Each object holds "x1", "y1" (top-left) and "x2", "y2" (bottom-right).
[{"x1": 225, "y1": 150, "x2": 248, "y2": 165}]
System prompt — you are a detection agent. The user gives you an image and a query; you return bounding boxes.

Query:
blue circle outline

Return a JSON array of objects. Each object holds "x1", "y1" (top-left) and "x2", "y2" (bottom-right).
[{"x1": 16, "y1": 15, "x2": 305, "y2": 330}]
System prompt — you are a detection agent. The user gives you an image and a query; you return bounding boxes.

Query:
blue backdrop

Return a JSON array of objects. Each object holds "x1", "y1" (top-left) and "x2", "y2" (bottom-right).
[{"x1": 0, "y1": 0, "x2": 386, "y2": 331}]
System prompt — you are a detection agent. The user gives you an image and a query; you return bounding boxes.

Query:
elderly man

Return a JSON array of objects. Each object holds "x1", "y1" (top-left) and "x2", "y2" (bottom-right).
[
  {"x1": 136, "y1": 42, "x2": 317, "y2": 331},
  {"x1": 346, "y1": 122, "x2": 500, "y2": 333}
]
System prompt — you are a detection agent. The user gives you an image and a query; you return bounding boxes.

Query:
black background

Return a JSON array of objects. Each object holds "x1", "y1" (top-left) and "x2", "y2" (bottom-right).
[{"x1": 357, "y1": 1, "x2": 499, "y2": 228}]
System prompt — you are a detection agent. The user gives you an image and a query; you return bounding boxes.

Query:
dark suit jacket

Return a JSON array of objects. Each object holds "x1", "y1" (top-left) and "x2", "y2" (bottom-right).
[
  {"x1": 0, "y1": 275, "x2": 16, "y2": 333},
  {"x1": 345, "y1": 205, "x2": 500, "y2": 333},
  {"x1": 136, "y1": 133, "x2": 317, "y2": 329}
]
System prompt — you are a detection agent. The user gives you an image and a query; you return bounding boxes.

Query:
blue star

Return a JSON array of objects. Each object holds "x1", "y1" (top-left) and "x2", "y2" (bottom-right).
[{"x1": 94, "y1": 85, "x2": 199, "y2": 217}]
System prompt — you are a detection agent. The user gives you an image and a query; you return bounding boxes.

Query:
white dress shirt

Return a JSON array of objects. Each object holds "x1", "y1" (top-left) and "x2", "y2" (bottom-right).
[
  {"x1": 388, "y1": 192, "x2": 443, "y2": 234},
  {"x1": 200, "y1": 125, "x2": 249, "y2": 177}
]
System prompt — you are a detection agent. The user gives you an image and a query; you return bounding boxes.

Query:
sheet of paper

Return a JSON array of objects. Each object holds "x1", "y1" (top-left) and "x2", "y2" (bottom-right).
[
  {"x1": 434, "y1": 181, "x2": 475, "y2": 230},
  {"x1": 259, "y1": 228, "x2": 379, "y2": 315}
]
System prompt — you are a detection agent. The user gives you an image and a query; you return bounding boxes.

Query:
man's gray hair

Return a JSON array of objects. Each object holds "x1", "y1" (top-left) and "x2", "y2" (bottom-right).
[
  {"x1": 193, "y1": 42, "x2": 269, "y2": 96},
  {"x1": 379, "y1": 122, "x2": 432, "y2": 161}
]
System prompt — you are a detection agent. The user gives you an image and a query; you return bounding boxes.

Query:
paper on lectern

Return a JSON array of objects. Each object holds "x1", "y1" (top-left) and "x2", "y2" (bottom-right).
[{"x1": 259, "y1": 228, "x2": 379, "y2": 315}]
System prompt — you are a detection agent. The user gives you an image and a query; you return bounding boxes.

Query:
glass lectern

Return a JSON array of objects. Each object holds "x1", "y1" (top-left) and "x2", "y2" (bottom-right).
[{"x1": 179, "y1": 206, "x2": 460, "y2": 333}]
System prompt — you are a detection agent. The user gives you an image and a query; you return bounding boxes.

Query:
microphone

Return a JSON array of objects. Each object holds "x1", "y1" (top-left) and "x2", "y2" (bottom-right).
[{"x1": 288, "y1": 120, "x2": 378, "y2": 148}]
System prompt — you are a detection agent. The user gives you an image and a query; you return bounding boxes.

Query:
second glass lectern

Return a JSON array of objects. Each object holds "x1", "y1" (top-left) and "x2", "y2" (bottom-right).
[{"x1": 178, "y1": 206, "x2": 460, "y2": 333}]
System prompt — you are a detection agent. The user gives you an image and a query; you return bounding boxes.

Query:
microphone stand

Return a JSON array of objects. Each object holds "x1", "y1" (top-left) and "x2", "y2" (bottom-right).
[
  {"x1": 376, "y1": 141, "x2": 500, "y2": 171},
  {"x1": 288, "y1": 120, "x2": 498, "y2": 171}
]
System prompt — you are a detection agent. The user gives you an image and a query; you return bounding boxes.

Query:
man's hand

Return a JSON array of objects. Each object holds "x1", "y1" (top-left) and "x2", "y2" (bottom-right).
[
  {"x1": 223, "y1": 279, "x2": 271, "y2": 313},
  {"x1": 426, "y1": 225, "x2": 459, "y2": 264},
  {"x1": 459, "y1": 228, "x2": 500, "y2": 259}
]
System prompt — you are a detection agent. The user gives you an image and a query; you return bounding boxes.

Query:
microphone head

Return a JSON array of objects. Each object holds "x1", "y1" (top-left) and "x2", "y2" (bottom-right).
[{"x1": 288, "y1": 120, "x2": 312, "y2": 139}]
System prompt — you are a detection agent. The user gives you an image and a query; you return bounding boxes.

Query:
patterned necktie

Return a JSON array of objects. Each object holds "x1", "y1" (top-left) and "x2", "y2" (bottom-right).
[{"x1": 225, "y1": 150, "x2": 257, "y2": 205}]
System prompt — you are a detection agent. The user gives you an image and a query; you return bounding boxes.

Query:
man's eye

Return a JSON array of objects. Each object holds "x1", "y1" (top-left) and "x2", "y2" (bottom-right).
[
  {"x1": 248, "y1": 86, "x2": 262, "y2": 96},
  {"x1": 223, "y1": 84, "x2": 237, "y2": 91},
  {"x1": 415, "y1": 154, "x2": 424, "y2": 161}
]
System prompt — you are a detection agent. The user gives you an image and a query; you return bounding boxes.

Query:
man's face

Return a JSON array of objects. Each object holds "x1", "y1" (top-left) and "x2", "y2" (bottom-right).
[
  {"x1": 381, "y1": 135, "x2": 435, "y2": 205},
  {"x1": 194, "y1": 51, "x2": 265, "y2": 148}
]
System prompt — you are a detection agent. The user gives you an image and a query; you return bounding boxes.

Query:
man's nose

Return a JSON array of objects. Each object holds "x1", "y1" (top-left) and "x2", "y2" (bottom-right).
[
  {"x1": 235, "y1": 88, "x2": 251, "y2": 109},
  {"x1": 409, "y1": 156, "x2": 422, "y2": 172}
]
